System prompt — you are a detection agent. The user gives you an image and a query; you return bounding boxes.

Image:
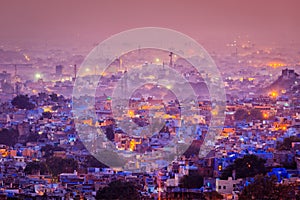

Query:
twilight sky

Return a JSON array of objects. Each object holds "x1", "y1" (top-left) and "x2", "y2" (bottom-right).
[{"x1": 0, "y1": 0, "x2": 300, "y2": 49}]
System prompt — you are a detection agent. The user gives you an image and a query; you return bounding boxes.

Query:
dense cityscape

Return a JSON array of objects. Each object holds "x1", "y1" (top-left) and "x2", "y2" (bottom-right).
[{"x1": 1, "y1": 1, "x2": 300, "y2": 200}]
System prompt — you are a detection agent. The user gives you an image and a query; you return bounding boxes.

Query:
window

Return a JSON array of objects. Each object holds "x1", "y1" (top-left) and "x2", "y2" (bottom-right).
[
  {"x1": 233, "y1": 184, "x2": 236, "y2": 187},
  {"x1": 218, "y1": 186, "x2": 221, "y2": 189},
  {"x1": 223, "y1": 186, "x2": 226, "y2": 189}
]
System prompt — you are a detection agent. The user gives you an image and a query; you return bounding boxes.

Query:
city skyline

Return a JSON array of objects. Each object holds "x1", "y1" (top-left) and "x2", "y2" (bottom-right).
[{"x1": 0, "y1": 1, "x2": 300, "y2": 199}]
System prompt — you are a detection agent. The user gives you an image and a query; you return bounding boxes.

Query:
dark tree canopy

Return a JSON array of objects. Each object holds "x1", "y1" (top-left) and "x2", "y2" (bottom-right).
[
  {"x1": 239, "y1": 175, "x2": 295, "y2": 200},
  {"x1": 221, "y1": 154, "x2": 266, "y2": 180},
  {"x1": 42, "y1": 111, "x2": 52, "y2": 119},
  {"x1": 45, "y1": 157, "x2": 78, "y2": 177},
  {"x1": 96, "y1": 180, "x2": 140, "y2": 200},
  {"x1": 234, "y1": 109, "x2": 248, "y2": 121},
  {"x1": 11, "y1": 94, "x2": 35, "y2": 110},
  {"x1": 0, "y1": 128, "x2": 19, "y2": 146},
  {"x1": 105, "y1": 126, "x2": 114, "y2": 141},
  {"x1": 25, "y1": 132, "x2": 46, "y2": 143},
  {"x1": 204, "y1": 191, "x2": 223, "y2": 200},
  {"x1": 84, "y1": 155, "x2": 108, "y2": 168},
  {"x1": 24, "y1": 161, "x2": 48, "y2": 175},
  {"x1": 249, "y1": 108, "x2": 263, "y2": 121},
  {"x1": 49, "y1": 93, "x2": 59, "y2": 102},
  {"x1": 234, "y1": 108, "x2": 263, "y2": 121},
  {"x1": 179, "y1": 174, "x2": 204, "y2": 189},
  {"x1": 41, "y1": 144, "x2": 65, "y2": 158},
  {"x1": 276, "y1": 136, "x2": 300, "y2": 151},
  {"x1": 38, "y1": 92, "x2": 48, "y2": 100}
]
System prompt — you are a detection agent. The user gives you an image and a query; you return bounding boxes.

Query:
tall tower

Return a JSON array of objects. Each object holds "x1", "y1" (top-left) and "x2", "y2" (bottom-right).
[
  {"x1": 121, "y1": 71, "x2": 128, "y2": 100},
  {"x1": 169, "y1": 52, "x2": 173, "y2": 67},
  {"x1": 74, "y1": 64, "x2": 77, "y2": 80}
]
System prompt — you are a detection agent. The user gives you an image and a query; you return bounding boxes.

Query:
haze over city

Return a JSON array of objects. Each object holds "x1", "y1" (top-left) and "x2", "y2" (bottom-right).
[
  {"x1": 0, "y1": 1, "x2": 300, "y2": 199},
  {"x1": 1, "y1": 0, "x2": 300, "y2": 50}
]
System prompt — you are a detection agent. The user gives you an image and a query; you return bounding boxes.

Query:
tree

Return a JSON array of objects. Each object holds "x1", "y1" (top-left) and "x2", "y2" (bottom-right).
[
  {"x1": 0, "y1": 128, "x2": 19, "y2": 146},
  {"x1": 25, "y1": 132, "x2": 41, "y2": 143},
  {"x1": 38, "y1": 92, "x2": 48, "y2": 100},
  {"x1": 221, "y1": 154, "x2": 266, "y2": 179},
  {"x1": 45, "y1": 157, "x2": 78, "y2": 177},
  {"x1": 84, "y1": 155, "x2": 108, "y2": 168},
  {"x1": 50, "y1": 93, "x2": 59, "y2": 102},
  {"x1": 24, "y1": 161, "x2": 48, "y2": 175},
  {"x1": 42, "y1": 111, "x2": 52, "y2": 119},
  {"x1": 41, "y1": 144, "x2": 65, "y2": 158},
  {"x1": 234, "y1": 108, "x2": 263, "y2": 121},
  {"x1": 179, "y1": 174, "x2": 203, "y2": 189},
  {"x1": 105, "y1": 126, "x2": 114, "y2": 141},
  {"x1": 204, "y1": 191, "x2": 223, "y2": 200},
  {"x1": 234, "y1": 109, "x2": 248, "y2": 121},
  {"x1": 11, "y1": 94, "x2": 35, "y2": 110},
  {"x1": 239, "y1": 174, "x2": 295, "y2": 200},
  {"x1": 248, "y1": 109, "x2": 263, "y2": 121},
  {"x1": 276, "y1": 136, "x2": 300, "y2": 151},
  {"x1": 96, "y1": 180, "x2": 140, "y2": 200}
]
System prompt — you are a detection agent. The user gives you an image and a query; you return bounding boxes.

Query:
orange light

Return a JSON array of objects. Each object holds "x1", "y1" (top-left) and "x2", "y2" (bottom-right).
[
  {"x1": 128, "y1": 110, "x2": 135, "y2": 117},
  {"x1": 268, "y1": 62, "x2": 285, "y2": 68},
  {"x1": 130, "y1": 139, "x2": 136, "y2": 151},
  {"x1": 270, "y1": 91, "x2": 278, "y2": 98}
]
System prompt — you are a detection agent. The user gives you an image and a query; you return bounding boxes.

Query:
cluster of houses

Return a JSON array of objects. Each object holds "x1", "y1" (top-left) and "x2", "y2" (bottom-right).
[{"x1": 0, "y1": 67, "x2": 299, "y2": 199}]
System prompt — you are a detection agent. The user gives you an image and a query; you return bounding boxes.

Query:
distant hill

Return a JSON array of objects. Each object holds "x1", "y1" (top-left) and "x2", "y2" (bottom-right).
[{"x1": 262, "y1": 68, "x2": 299, "y2": 94}]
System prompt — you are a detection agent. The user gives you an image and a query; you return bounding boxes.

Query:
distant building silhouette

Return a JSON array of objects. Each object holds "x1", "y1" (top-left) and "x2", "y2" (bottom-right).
[
  {"x1": 282, "y1": 68, "x2": 299, "y2": 79},
  {"x1": 56, "y1": 65, "x2": 63, "y2": 75}
]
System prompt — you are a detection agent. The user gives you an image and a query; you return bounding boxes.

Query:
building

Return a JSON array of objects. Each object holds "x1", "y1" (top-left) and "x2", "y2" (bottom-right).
[
  {"x1": 56, "y1": 65, "x2": 63, "y2": 75},
  {"x1": 216, "y1": 177, "x2": 243, "y2": 195}
]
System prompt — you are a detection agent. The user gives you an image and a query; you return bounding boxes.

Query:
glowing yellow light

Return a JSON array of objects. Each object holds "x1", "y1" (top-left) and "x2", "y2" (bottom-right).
[
  {"x1": 155, "y1": 58, "x2": 160, "y2": 62},
  {"x1": 85, "y1": 68, "x2": 90, "y2": 72},
  {"x1": 211, "y1": 109, "x2": 218, "y2": 116},
  {"x1": 128, "y1": 110, "x2": 135, "y2": 117},
  {"x1": 166, "y1": 85, "x2": 172, "y2": 90},
  {"x1": 35, "y1": 73, "x2": 41, "y2": 79},
  {"x1": 82, "y1": 118, "x2": 93, "y2": 126},
  {"x1": 263, "y1": 113, "x2": 268, "y2": 119},
  {"x1": 270, "y1": 91, "x2": 278, "y2": 98},
  {"x1": 268, "y1": 62, "x2": 285, "y2": 68},
  {"x1": 130, "y1": 139, "x2": 136, "y2": 151},
  {"x1": 43, "y1": 106, "x2": 52, "y2": 112}
]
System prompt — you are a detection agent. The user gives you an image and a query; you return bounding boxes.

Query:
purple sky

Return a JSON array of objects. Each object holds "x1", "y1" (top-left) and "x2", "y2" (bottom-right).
[{"x1": 1, "y1": 0, "x2": 300, "y2": 48}]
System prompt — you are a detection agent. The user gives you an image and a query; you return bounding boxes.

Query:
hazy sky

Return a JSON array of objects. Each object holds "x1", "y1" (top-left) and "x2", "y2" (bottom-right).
[{"x1": 1, "y1": 0, "x2": 300, "y2": 48}]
